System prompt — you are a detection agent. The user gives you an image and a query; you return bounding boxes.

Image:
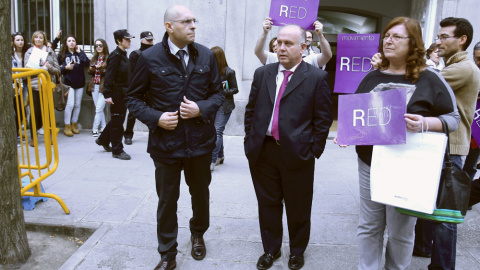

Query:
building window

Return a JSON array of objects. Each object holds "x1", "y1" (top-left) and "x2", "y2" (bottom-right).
[
  {"x1": 16, "y1": 0, "x2": 51, "y2": 42},
  {"x1": 59, "y1": 0, "x2": 94, "y2": 52},
  {"x1": 13, "y1": 0, "x2": 94, "y2": 53}
]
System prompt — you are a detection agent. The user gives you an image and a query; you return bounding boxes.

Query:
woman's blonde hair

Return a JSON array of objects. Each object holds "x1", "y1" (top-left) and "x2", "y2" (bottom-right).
[{"x1": 30, "y1": 30, "x2": 48, "y2": 47}]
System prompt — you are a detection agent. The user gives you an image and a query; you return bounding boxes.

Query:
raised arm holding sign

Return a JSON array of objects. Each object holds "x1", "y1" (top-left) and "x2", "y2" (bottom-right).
[{"x1": 254, "y1": 17, "x2": 332, "y2": 66}]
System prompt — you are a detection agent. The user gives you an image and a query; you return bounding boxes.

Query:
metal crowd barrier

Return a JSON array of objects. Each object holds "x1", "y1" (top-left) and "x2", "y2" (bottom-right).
[{"x1": 13, "y1": 68, "x2": 69, "y2": 214}]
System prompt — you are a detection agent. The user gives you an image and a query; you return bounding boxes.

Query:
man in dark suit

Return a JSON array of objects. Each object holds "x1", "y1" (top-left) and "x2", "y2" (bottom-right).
[
  {"x1": 125, "y1": 5, "x2": 224, "y2": 270},
  {"x1": 244, "y1": 24, "x2": 333, "y2": 270}
]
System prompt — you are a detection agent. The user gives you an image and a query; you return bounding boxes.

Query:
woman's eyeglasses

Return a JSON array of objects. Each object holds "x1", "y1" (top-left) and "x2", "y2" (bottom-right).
[
  {"x1": 95, "y1": 44, "x2": 103, "y2": 48},
  {"x1": 12, "y1": 31, "x2": 23, "y2": 36}
]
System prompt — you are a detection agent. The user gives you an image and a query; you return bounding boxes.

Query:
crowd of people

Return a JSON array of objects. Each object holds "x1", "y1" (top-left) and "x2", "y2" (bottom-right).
[{"x1": 11, "y1": 4, "x2": 480, "y2": 270}]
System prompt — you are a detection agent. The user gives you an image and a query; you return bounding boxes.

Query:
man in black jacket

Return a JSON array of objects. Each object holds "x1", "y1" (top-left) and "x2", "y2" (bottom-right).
[
  {"x1": 125, "y1": 5, "x2": 224, "y2": 270},
  {"x1": 124, "y1": 31, "x2": 155, "y2": 145}
]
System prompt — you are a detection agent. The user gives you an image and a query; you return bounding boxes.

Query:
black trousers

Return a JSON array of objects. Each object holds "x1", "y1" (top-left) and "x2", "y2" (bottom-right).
[
  {"x1": 470, "y1": 178, "x2": 480, "y2": 207},
  {"x1": 249, "y1": 138, "x2": 315, "y2": 256},
  {"x1": 98, "y1": 91, "x2": 126, "y2": 155},
  {"x1": 29, "y1": 90, "x2": 42, "y2": 138},
  {"x1": 124, "y1": 111, "x2": 136, "y2": 138},
  {"x1": 153, "y1": 152, "x2": 212, "y2": 261}
]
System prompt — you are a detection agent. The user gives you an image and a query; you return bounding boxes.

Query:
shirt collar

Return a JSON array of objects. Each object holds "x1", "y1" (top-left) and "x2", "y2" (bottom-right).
[
  {"x1": 168, "y1": 37, "x2": 189, "y2": 56},
  {"x1": 279, "y1": 61, "x2": 301, "y2": 73}
]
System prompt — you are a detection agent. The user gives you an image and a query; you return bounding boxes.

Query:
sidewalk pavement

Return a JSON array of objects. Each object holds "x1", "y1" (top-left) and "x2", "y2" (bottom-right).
[{"x1": 23, "y1": 131, "x2": 480, "y2": 270}]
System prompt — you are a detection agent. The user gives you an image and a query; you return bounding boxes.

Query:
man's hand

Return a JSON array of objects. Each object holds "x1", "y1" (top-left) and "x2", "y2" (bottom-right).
[
  {"x1": 263, "y1": 17, "x2": 273, "y2": 33},
  {"x1": 180, "y1": 96, "x2": 200, "y2": 119},
  {"x1": 313, "y1": 21, "x2": 324, "y2": 37},
  {"x1": 56, "y1": 30, "x2": 62, "y2": 39},
  {"x1": 158, "y1": 111, "x2": 179, "y2": 130},
  {"x1": 105, "y1": 97, "x2": 113, "y2": 104}
]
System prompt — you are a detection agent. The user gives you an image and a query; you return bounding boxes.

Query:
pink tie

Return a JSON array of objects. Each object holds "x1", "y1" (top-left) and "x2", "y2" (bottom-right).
[{"x1": 271, "y1": 70, "x2": 293, "y2": 141}]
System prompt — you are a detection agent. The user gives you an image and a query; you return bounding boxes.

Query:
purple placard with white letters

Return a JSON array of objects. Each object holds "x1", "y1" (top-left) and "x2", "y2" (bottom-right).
[
  {"x1": 471, "y1": 100, "x2": 480, "y2": 144},
  {"x1": 334, "y1": 34, "x2": 381, "y2": 93},
  {"x1": 337, "y1": 88, "x2": 407, "y2": 145},
  {"x1": 269, "y1": 0, "x2": 320, "y2": 30}
]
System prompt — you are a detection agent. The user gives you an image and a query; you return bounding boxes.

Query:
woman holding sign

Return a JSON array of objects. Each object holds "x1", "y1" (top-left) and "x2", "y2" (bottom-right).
[
  {"x1": 24, "y1": 30, "x2": 60, "y2": 147},
  {"x1": 343, "y1": 17, "x2": 459, "y2": 270}
]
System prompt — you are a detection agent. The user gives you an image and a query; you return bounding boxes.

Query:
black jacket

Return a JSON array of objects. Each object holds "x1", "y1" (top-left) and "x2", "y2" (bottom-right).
[
  {"x1": 58, "y1": 50, "x2": 90, "y2": 89},
  {"x1": 129, "y1": 43, "x2": 153, "y2": 73},
  {"x1": 244, "y1": 61, "x2": 333, "y2": 170},
  {"x1": 125, "y1": 32, "x2": 225, "y2": 160},
  {"x1": 103, "y1": 46, "x2": 130, "y2": 99},
  {"x1": 220, "y1": 66, "x2": 239, "y2": 114}
]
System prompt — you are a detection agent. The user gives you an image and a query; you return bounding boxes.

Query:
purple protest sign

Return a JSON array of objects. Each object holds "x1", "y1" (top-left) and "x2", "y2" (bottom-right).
[
  {"x1": 334, "y1": 34, "x2": 380, "y2": 93},
  {"x1": 471, "y1": 100, "x2": 480, "y2": 144},
  {"x1": 269, "y1": 0, "x2": 320, "y2": 30},
  {"x1": 337, "y1": 88, "x2": 407, "y2": 145}
]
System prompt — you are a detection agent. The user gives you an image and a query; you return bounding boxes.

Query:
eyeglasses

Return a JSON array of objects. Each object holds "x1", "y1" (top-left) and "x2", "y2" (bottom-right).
[
  {"x1": 435, "y1": 35, "x2": 459, "y2": 42},
  {"x1": 170, "y1": 18, "x2": 199, "y2": 26},
  {"x1": 95, "y1": 44, "x2": 103, "y2": 48},
  {"x1": 12, "y1": 31, "x2": 23, "y2": 36},
  {"x1": 383, "y1": 34, "x2": 410, "y2": 42}
]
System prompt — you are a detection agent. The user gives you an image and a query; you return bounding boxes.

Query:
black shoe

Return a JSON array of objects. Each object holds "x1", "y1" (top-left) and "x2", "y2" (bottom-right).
[
  {"x1": 95, "y1": 138, "x2": 112, "y2": 152},
  {"x1": 112, "y1": 151, "x2": 131, "y2": 160},
  {"x1": 412, "y1": 249, "x2": 431, "y2": 258},
  {"x1": 124, "y1": 137, "x2": 132, "y2": 145},
  {"x1": 256, "y1": 251, "x2": 281, "y2": 270},
  {"x1": 153, "y1": 260, "x2": 176, "y2": 270},
  {"x1": 288, "y1": 255, "x2": 304, "y2": 270},
  {"x1": 191, "y1": 235, "x2": 206, "y2": 260}
]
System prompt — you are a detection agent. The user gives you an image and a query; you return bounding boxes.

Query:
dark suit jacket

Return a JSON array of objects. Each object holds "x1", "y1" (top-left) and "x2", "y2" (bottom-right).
[{"x1": 244, "y1": 61, "x2": 333, "y2": 170}]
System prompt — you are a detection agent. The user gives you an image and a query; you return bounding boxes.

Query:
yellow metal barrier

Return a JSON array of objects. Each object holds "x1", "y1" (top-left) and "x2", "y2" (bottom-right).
[{"x1": 13, "y1": 68, "x2": 70, "y2": 214}]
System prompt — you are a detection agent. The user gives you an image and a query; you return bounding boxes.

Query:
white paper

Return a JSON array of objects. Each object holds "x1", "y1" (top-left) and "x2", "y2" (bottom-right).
[
  {"x1": 370, "y1": 132, "x2": 447, "y2": 214},
  {"x1": 26, "y1": 47, "x2": 49, "y2": 69}
]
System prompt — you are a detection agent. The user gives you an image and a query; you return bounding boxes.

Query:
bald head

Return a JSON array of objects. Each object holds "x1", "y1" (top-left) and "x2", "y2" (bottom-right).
[
  {"x1": 164, "y1": 5, "x2": 196, "y2": 48},
  {"x1": 279, "y1": 24, "x2": 306, "y2": 45},
  {"x1": 164, "y1": 5, "x2": 191, "y2": 23}
]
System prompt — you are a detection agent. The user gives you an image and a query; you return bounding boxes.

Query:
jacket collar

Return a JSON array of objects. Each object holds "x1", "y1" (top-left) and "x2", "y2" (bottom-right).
[
  {"x1": 445, "y1": 51, "x2": 468, "y2": 67},
  {"x1": 161, "y1": 32, "x2": 198, "y2": 61},
  {"x1": 266, "y1": 61, "x2": 308, "y2": 104}
]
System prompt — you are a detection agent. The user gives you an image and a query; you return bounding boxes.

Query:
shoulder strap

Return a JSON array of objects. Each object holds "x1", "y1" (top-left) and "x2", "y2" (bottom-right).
[{"x1": 439, "y1": 117, "x2": 452, "y2": 169}]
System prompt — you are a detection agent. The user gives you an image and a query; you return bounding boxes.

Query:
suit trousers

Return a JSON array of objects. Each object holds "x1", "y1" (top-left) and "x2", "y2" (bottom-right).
[
  {"x1": 98, "y1": 91, "x2": 126, "y2": 155},
  {"x1": 153, "y1": 152, "x2": 212, "y2": 261},
  {"x1": 249, "y1": 137, "x2": 315, "y2": 256}
]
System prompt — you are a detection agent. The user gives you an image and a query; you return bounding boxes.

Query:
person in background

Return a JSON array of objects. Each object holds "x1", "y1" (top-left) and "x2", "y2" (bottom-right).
[
  {"x1": 303, "y1": 31, "x2": 320, "y2": 57},
  {"x1": 51, "y1": 30, "x2": 62, "y2": 51},
  {"x1": 87, "y1": 38, "x2": 109, "y2": 138},
  {"x1": 269, "y1": 37, "x2": 277, "y2": 53},
  {"x1": 414, "y1": 18, "x2": 480, "y2": 270},
  {"x1": 24, "y1": 30, "x2": 60, "y2": 147},
  {"x1": 11, "y1": 32, "x2": 29, "y2": 145},
  {"x1": 425, "y1": 43, "x2": 444, "y2": 70},
  {"x1": 95, "y1": 29, "x2": 134, "y2": 160},
  {"x1": 210, "y1": 46, "x2": 238, "y2": 171},
  {"x1": 58, "y1": 35, "x2": 90, "y2": 136},
  {"x1": 255, "y1": 17, "x2": 332, "y2": 67},
  {"x1": 123, "y1": 31, "x2": 155, "y2": 145},
  {"x1": 462, "y1": 42, "x2": 480, "y2": 181}
]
